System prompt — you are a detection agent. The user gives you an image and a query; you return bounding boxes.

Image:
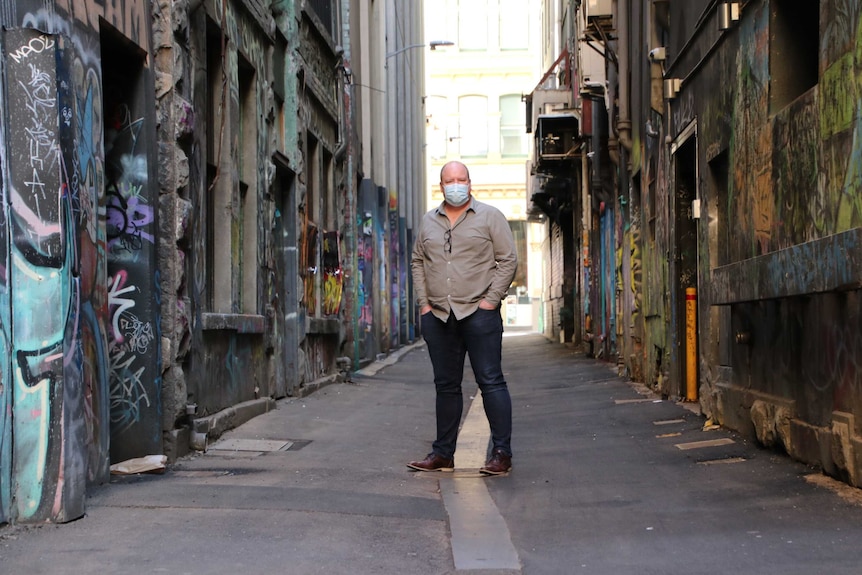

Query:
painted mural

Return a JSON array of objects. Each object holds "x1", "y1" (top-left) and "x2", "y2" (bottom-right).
[
  {"x1": 0, "y1": 0, "x2": 158, "y2": 523},
  {"x1": 1, "y1": 28, "x2": 103, "y2": 524}
]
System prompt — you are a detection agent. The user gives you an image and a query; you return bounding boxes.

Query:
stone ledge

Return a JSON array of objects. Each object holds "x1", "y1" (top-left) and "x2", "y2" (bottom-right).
[
  {"x1": 714, "y1": 382, "x2": 796, "y2": 443},
  {"x1": 191, "y1": 397, "x2": 278, "y2": 448},
  {"x1": 201, "y1": 312, "x2": 265, "y2": 334}
]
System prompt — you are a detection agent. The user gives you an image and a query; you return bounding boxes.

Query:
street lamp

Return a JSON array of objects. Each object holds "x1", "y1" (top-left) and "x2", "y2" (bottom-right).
[{"x1": 385, "y1": 40, "x2": 454, "y2": 61}]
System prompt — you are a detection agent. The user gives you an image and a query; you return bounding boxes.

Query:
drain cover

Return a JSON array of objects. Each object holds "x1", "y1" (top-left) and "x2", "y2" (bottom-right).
[{"x1": 210, "y1": 438, "x2": 293, "y2": 452}]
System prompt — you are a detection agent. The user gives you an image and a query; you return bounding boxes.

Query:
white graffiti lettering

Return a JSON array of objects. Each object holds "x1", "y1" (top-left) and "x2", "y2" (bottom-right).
[{"x1": 9, "y1": 35, "x2": 55, "y2": 64}]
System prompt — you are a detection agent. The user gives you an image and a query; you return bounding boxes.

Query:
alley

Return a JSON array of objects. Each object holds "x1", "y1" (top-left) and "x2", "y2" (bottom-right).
[{"x1": 1, "y1": 333, "x2": 861, "y2": 574}]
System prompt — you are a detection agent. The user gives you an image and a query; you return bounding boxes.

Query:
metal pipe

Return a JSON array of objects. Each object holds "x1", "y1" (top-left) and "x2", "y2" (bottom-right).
[
  {"x1": 616, "y1": 0, "x2": 632, "y2": 154},
  {"x1": 685, "y1": 287, "x2": 698, "y2": 401}
]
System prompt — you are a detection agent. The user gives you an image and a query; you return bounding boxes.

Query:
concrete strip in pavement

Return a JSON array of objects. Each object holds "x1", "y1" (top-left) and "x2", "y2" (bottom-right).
[
  {"x1": 454, "y1": 395, "x2": 491, "y2": 469},
  {"x1": 439, "y1": 394, "x2": 521, "y2": 572}
]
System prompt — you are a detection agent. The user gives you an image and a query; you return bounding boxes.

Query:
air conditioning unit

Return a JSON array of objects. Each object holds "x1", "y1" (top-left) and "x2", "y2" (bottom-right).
[{"x1": 586, "y1": 0, "x2": 613, "y2": 19}]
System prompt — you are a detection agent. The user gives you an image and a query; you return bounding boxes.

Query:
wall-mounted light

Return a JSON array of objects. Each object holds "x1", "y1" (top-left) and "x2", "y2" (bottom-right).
[
  {"x1": 663, "y1": 78, "x2": 681, "y2": 99},
  {"x1": 718, "y1": 2, "x2": 740, "y2": 31},
  {"x1": 648, "y1": 47, "x2": 666, "y2": 63}
]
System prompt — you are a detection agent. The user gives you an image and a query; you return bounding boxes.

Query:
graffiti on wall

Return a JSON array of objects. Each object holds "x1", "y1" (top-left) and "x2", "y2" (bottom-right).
[
  {"x1": 357, "y1": 213, "x2": 373, "y2": 351},
  {"x1": 102, "y1": 42, "x2": 161, "y2": 460},
  {"x1": 322, "y1": 230, "x2": 342, "y2": 315},
  {"x1": 301, "y1": 223, "x2": 319, "y2": 315},
  {"x1": 1, "y1": 0, "x2": 160, "y2": 520},
  {"x1": 3, "y1": 28, "x2": 88, "y2": 522},
  {"x1": 389, "y1": 193, "x2": 400, "y2": 349},
  {"x1": 730, "y1": 5, "x2": 770, "y2": 260}
]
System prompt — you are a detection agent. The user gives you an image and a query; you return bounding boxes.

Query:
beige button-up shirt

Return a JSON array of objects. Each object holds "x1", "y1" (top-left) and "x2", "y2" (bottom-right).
[{"x1": 412, "y1": 198, "x2": 518, "y2": 321}]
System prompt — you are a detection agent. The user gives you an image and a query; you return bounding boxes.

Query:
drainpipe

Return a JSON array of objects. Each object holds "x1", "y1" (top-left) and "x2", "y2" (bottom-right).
[
  {"x1": 612, "y1": 0, "x2": 633, "y2": 165},
  {"x1": 337, "y1": 1, "x2": 359, "y2": 371}
]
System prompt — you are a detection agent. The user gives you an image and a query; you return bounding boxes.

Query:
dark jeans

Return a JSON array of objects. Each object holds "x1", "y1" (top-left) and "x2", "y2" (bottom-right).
[{"x1": 420, "y1": 308, "x2": 512, "y2": 460}]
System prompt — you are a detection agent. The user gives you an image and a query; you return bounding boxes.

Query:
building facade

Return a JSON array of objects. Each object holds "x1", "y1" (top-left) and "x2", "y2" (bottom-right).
[
  {"x1": 0, "y1": 0, "x2": 423, "y2": 524},
  {"x1": 531, "y1": 0, "x2": 862, "y2": 487}
]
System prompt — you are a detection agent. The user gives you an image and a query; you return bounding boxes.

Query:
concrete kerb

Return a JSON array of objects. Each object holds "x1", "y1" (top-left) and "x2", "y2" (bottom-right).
[
  {"x1": 354, "y1": 340, "x2": 426, "y2": 377},
  {"x1": 190, "y1": 397, "x2": 278, "y2": 451}
]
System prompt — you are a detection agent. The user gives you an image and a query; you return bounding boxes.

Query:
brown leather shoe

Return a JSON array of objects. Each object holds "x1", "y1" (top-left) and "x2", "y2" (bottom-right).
[
  {"x1": 407, "y1": 453, "x2": 454, "y2": 472},
  {"x1": 480, "y1": 448, "x2": 512, "y2": 476}
]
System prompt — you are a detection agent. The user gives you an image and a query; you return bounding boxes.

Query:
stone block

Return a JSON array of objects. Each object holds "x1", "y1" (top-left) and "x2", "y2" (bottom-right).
[
  {"x1": 831, "y1": 411, "x2": 859, "y2": 486},
  {"x1": 750, "y1": 398, "x2": 793, "y2": 452}
]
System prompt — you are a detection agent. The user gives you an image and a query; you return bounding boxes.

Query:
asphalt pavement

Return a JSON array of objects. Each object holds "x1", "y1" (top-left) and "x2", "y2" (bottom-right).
[{"x1": 2, "y1": 331, "x2": 862, "y2": 575}]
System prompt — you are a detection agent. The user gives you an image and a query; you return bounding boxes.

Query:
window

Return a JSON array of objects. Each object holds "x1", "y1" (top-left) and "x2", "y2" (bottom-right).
[
  {"x1": 458, "y1": 0, "x2": 487, "y2": 50},
  {"x1": 769, "y1": 0, "x2": 819, "y2": 114},
  {"x1": 425, "y1": 95, "x2": 449, "y2": 160},
  {"x1": 206, "y1": 19, "x2": 230, "y2": 312},
  {"x1": 500, "y1": 94, "x2": 526, "y2": 156},
  {"x1": 302, "y1": 134, "x2": 331, "y2": 317},
  {"x1": 509, "y1": 220, "x2": 527, "y2": 290},
  {"x1": 498, "y1": 0, "x2": 528, "y2": 50},
  {"x1": 322, "y1": 149, "x2": 334, "y2": 230},
  {"x1": 426, "y1": 0, "x2": 449, "y2": 47},
  {"x1": 459, "y1": 95, "x2": 488, "y2": 157},
  {"x1": 308, "y1": 0, "x2": 337, "y2": 39},
  {"x1": 238, "y1": 56, "x2": 257, "y2": 314},
  {"x1": 273, "y1": 34, "x2": 286, "y2": 152},
  {"x1": 205, "y1": 19, "x2": 260, "y2": 316}
]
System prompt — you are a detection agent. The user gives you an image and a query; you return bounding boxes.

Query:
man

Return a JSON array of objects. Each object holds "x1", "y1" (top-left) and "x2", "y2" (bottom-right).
[{"x1": 408, "y1": 160, "x2": 518, "y2": 476}]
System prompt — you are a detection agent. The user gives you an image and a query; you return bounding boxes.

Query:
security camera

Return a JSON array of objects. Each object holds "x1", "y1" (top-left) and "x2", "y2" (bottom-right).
[{"x1": 648, "y1": 47, "x2": 666, "y2": 62}]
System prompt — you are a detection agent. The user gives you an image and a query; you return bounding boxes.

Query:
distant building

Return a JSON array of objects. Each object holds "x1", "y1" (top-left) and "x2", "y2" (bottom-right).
[{"x1": 423, "y1": 0, "x2": 544, "y2": 329}]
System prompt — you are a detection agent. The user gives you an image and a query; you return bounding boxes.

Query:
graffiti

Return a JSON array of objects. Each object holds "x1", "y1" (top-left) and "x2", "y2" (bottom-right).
[
  {"x1": 0, "y1": 0, "x2": 158, "y2": 523},
  {"x1": 8, "y1": 34, "x2": 55, "y2": 63},
  {"x1": 108, "y1": 345, "x2": 149, "y2": 433},
  {"x1": 106, "y1": 180, "x2": 153, "y2": 252},
  {"x1": 4, "y1": 28, "x2": 68, "y2": 522},
  {"x1": 73, "y1": 78, "x2": 100, "y2": 246},
  {"x1": 821, "y1": 0, "x2": 861, "y2": 64},
  {"x1": 629, "y1": 203, "x2": 643, "y2": 327},
  {"x1": 322, "y1": 231, "x2": 343, "y2": 316},
  {"x1": 119, "y1": 314, "x2": 153, "y2": 353},
  {"x1": 102, "y1": 45, "x2": 160, "y2": 460},
  {"x1": 772, "y1": 95, "x2": 820, "y2": 247},
  {"x1": 16, "y1": 60, "x2": 63, "y2": 267},
  {"x1": 358, "y1": 214, "x2": 373, "y2": 330},
  {"x1": 301, "y1": 223, "x2": 319, "y2": 315},
  {"x1": 108, "y1": 272, "x2": 136, "y2": 343},
  {"x1": 389, "y1": 200, "x2": 400, "y2": 348},
  {"x1": 105, "y1": 104, "x2": 152, "y2": 255},
  {"x1": 822, "y1": 309, "x2": 862, "y2": 413},
  {"x1": 731, "y1": 5, "x2": 770, "y2": 259}
]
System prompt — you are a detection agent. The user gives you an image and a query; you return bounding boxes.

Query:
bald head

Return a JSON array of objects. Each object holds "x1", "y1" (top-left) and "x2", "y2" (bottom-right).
[{"x1": 440, "y1": 161, "x2": 470, "y2": 184}]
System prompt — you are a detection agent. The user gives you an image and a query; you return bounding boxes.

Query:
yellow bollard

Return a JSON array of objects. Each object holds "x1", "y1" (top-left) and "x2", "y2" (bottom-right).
[{"x1": 685, "y1": 287, "x2": 697, "y2": 401}]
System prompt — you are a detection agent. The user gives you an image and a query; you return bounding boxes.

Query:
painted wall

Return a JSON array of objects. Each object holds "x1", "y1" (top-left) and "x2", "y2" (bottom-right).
[
  {"x1": 621, "y1": 0, "x2": 862, "y2": 484},
  {"x1": 0, "y1": 0, "x2": 157, "y2": 523}
]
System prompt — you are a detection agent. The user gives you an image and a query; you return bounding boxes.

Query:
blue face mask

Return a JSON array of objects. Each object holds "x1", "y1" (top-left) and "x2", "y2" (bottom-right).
[{"x1": 443, "y1": 183, "x2": 470, "y2": 207}]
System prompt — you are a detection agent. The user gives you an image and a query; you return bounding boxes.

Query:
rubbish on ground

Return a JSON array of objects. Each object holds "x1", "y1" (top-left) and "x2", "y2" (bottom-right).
[{"x1": 110, "y1": 454, "x2": 168, "y2": 475}]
